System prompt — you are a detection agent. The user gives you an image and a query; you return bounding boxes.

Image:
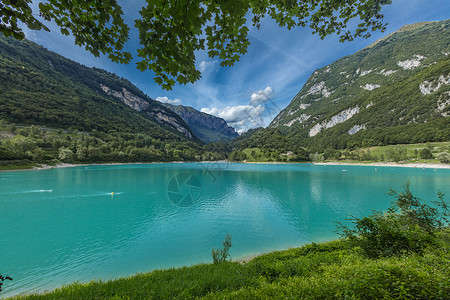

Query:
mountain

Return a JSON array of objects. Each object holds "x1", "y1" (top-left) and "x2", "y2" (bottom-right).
[
  {"x1": 0, "y1": 34, "x2": 196, "y2": 141},
  {"x1": 268, "y1": 20, "x2": 450, "y2": 151},
  {"x1": 160, "y1": 103, "x2": 238, "y2": 143}
]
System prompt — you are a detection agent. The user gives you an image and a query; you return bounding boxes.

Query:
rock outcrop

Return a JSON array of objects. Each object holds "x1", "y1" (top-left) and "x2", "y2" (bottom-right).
[
  {"x1": 100, "y1": 84, "x2": 193, "y2": 139},
  {"x1": 160, "y1": 104, "x2": 238, "y2": 143},
  {"x1": 419, "y1": 75, "x2": 450, "y2": 95},
  {"x1": 100, "y1": 84, "x2": 149, "y2": 112},
  {"x1": 309, "y1": 107, "x2": 360, "y2": 137}
]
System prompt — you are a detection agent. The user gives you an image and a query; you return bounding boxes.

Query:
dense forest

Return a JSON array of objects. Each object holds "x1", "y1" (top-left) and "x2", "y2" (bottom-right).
[
  {"x1": 0, "y1": 123, "x2": 230, "y2": 169},
  {"x1": 228, "y1": 128, "x2": 310, "y2": 162},
  {"x1": 0, "y1": 34, "x2": 234, "y2": 167},
  {"x1": 0, "y1": 34, "x2": 192, "y2": 138},
  {"x1": 0, "y1": 33, "x2": 306, "y2": 167}
]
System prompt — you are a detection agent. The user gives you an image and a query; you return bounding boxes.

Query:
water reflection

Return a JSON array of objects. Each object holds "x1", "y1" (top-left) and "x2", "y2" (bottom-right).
[{"x1": 0, "y1": 163, "x2": 449, "y2": 297}]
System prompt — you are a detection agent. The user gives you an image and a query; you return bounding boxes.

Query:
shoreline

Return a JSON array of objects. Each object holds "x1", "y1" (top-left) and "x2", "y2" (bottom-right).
[
  {"x1": 313, "y1": 161, "x2": 450, "y2": 169},
  {"x1": 239, "y1": 160, "x2": 450, "y2": 169},
  {"x1": 0, "y1": 161, "x2": 186, "y2": 172},
  {"x1": 4, "y1": 240, "x2": 334, "y2": 298},
  {"x1": 1, "y1": 160, "x2": 449, "y2": 172}
]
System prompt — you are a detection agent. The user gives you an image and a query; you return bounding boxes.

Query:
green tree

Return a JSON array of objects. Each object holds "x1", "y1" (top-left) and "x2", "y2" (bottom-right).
[
  {"x1": 87, "y1": 146, "x2": 101, "y2": 161},
  {"x1": 76, "y1": 146, "x2": 88, "y2": 161},
  {"x1": 438, "y1": 153, "x2": 450, "y2": 164},
  {"x1": 31, "y1": 147, "x2": 46, "y2": 161},
  {"x1": 0, "y1": 144, "x2": 15, "y2": 160},
  {"x1": 323, "y1": 148, "x2": 340, "y2": 160},
  {"x1": 17, "y1": 129, "x2": 27, "y2": 136},
  {"x1": 58, "y1": 147, "x2": 73, "y2": 161},
  {"x1": 9, "y1": 124, "x2": 16, "y2": 133},
  {"x1": 386, "y1": 147, "x2": 407, "y2": 163},
  {"x1": 29, "y1": 125, "x2": 41, "y2": 138},
  {"x1": 420, "y1": 148, "x2": 433, "y2": 159},
  {"x1": 342, "y1": 150, "x2": 351, "y2": 159},
  {"x1": 0, "y1": 0, "x2": 49, "y2": 39},
  {"x1": 3, "y1": 0, "x2": 392, "y2": 90}
]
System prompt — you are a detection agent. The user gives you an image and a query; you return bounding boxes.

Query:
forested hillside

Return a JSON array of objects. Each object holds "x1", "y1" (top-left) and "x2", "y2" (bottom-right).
[
  {"x1": 0, "y1": 35, "x2": 229, "y2": 166},
  {"x1": 0, "y1": 34, "x2": 194, "y2": 139},
  {"x1": 270, "y1": 20, "x2": 450, "y2": 152}
]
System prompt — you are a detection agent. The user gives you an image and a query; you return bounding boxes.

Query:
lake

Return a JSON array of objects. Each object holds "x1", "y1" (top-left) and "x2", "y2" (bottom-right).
[{"x1": 1, "y1": 163, "x2": 449, "y2": 297}]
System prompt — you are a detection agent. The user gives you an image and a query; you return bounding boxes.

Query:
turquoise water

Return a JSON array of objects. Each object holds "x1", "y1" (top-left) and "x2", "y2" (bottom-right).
[{"x1": 0, "y1": 163, "x2": 449, "y2": 297}]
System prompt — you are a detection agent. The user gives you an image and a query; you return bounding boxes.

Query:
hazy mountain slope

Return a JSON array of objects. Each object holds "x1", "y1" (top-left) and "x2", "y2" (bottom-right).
[
  {"x1": 269, "y1": 20, "x2": 450, "y2": 151},
  {"x1": 0, "y1": 34, "x2": 195, "y2": 141},
  {"x1": 160, "y1": 103, "x2": 238, "y2": 143}
]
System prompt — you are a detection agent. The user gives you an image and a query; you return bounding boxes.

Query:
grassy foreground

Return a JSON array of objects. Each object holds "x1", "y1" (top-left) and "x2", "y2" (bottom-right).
[{"x1": 7, "y1": 233, "x2": 449, "y2": 300}]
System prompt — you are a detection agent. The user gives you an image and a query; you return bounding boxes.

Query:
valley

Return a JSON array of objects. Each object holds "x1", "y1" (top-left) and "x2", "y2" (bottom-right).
[
  {"x1": 1, "y1": 20, "x2": 449, "y2": 169},
  {"x1": 0, "y1": 2, "x2": 449, "y2": 299}
]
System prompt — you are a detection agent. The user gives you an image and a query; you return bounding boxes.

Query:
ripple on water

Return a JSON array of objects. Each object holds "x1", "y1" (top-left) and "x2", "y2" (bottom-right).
[{"x1": 0, "y1": 163, "x2": 449, "y2": 298}]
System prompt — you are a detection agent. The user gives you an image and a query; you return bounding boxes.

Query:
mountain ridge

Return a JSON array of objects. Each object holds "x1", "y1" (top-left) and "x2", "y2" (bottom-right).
[
  {"x1": 0, "y1": 34, "x2": 198, "y2": 141},
  {"x1": 267, "y1": 19, "x2": 450, "y2": 151},
  {"x1": 0, "y1": 34, "x2": 239, "y2": 145},
  {"x1": 160, "y1": 103, "x2": 238, "y2": 143},
  {"x1": 0, "y1": 33, "x2": 234, "y2": 165}
]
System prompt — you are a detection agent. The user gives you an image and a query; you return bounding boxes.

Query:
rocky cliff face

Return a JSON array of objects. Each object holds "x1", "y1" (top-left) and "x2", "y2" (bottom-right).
[
  {"x1": 308, "y1": 106, "x2": 360, "y2": 137},
  {"x1": 268, "y1": 20, "x2": 450, "y2": 150},
  {"x1": 100, "y1": 84, "x2": 150, "y2": 112},
  {"x1": 161, "y1": 103, "x2": 238, "y2": 143},
  {"x1": 100, "y1": 84, "x2": 193, "y2": 139}
]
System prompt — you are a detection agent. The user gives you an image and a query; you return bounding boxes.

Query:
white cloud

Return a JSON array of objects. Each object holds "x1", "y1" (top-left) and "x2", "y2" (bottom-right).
[
  {"x1": 202, "y1": 105, "x2": 266, "y2": 133},
  {"x1": 198, "y1": 61, "x2": 207, "y2": 72},
  {"x1": 250, "y1": 86, "x2": 274, "y2": 106},
  {"x1": 198, "y1": 60, "x2": 218, "y2": 72},
  {"x1": 201, "y1": 86, "x2": 278, "y2": 133},
  {"x1": 155, "y1": 96, "x2": 182, "y2": 105},
  {"x1": 22, "y1": 27, "x2": 39, "y2": 42}
]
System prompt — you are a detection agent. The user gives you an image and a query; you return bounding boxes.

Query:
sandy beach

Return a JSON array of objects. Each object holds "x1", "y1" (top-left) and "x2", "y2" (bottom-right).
[
  {"x1": 313, "y1": 161, "x2": 450, "y2": 169},
  {"x1": 1, "y1": 160, "x2": 449, "y2": 172},
  {"x1": 239, "y1": 160, "x2": 450, "y2": 169}
]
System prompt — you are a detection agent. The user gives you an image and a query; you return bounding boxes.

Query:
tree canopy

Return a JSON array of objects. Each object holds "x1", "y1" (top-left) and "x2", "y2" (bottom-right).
[{"x1": 1, "y1": 0, "x2": 392, "y2": 90}]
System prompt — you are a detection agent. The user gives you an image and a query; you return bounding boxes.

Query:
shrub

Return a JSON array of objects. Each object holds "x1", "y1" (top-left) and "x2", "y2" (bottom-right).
[
  {"x1": 386, "y1": 147, "x2": 407, "y2": 162},
  {"x1": 212, "y1": 233, "x2": 232, "y2": 264},
  {"x1": 337, "y1": 182, "x2": 449, "y2": 258},
  {"x1": 420, "y1": 148, "x2": 433, "y2": 159},
  {"x1": 323, "y1": 148, "x2": 340, "y2": 160},
  {"x1": 58, "y1": 147, "x2": 74, "y2": 161},
  {"x1": 438, "y1": 153, "x2": 450, "y2": 164}
]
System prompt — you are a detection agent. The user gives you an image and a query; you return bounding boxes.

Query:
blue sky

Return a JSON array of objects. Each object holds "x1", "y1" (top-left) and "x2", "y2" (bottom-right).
[{"x1": 22, "y1": 0, "x2": 450, "y2": 133}]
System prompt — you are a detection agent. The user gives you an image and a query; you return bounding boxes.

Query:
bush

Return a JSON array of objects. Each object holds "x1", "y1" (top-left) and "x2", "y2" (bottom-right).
[
  {"x1": 322, "y1": 148, "x2": 340, "y2": 160},
  {"x1": 438, "y1": 153, "x2": 450, "y2": 164},
  {"x1": 212, "y1": 233, "x2": 232, "y2": 264},
  {"x1": 386, "y1": 147, "x2": 407, "y2": 162},
  {"x1": 420, "y1": 148, "x2": 433, "y2": 159},
  {"x1": 58, "y1": 147, "x2": 74, "y2": 161},
  {"x1": 337, "y1": 182, "x2": 449, "y2": 258}
]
